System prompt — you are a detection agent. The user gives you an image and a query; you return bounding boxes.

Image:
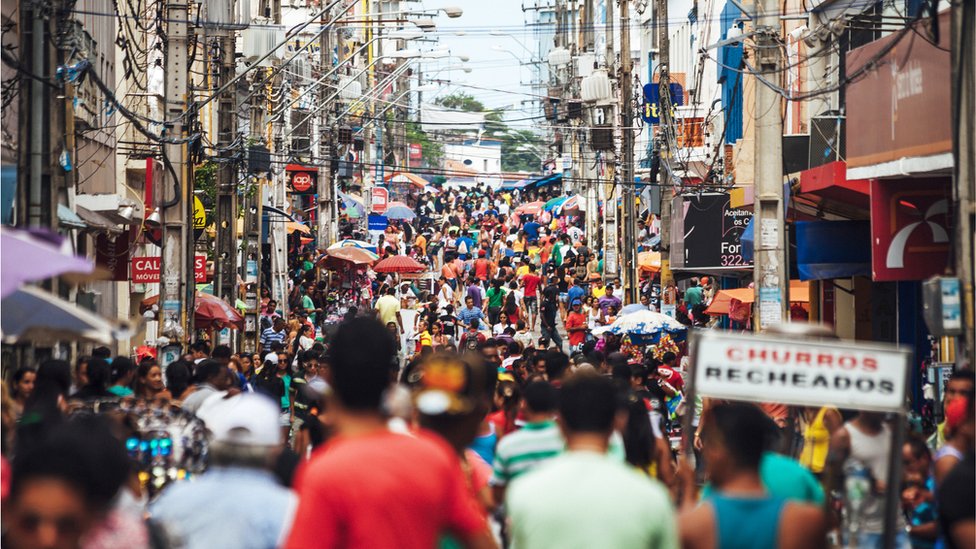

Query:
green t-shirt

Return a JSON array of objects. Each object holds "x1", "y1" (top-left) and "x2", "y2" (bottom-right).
[
  {"x1": 507, "y1": 451, "x2": 679, "y2": 549},
  {"x1": 486, "y1": 287, "x2": 505, "y2": 309},
  {"x1": 301, "y1": 294, "x2": 316, "y2": 323},
  {"x1": 700, "y1": 452, "x2": 825, "y2": 505}
]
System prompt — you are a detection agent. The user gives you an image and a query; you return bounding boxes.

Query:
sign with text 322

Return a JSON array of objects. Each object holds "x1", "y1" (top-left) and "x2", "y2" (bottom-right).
[{"x1": 691, "y1": 331, "x2": 909, "y2": 412}]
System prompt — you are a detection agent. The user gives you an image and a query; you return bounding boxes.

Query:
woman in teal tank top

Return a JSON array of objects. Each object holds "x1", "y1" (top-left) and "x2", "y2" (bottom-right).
[{"x1": 711, "y1": 494, "x2": 788, "y2": 549}]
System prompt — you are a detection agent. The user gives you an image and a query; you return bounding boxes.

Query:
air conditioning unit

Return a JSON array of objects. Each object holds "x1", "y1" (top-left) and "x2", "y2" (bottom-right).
[
  {"x1": 808, "y1": 113, "x2": 845, "y2": 169},
  {"x1": 290, "y1": 110, "x2": 310, "y2": 153}
]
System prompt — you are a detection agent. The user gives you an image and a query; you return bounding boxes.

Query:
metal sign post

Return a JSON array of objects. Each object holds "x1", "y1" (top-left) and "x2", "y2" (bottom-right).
[{"x1": 685, "y1": 329, "x2": 911, "y2": 548}]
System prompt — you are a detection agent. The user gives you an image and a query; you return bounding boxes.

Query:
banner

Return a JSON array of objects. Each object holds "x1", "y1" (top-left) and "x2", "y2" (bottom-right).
[
  {"x1": 692, "y1": 331, "x2": 909, "y2": 412},
  {"x1": 132, "y1": 256, "x2": 207, "y2": 283},
  {"x1": 870, "y1": 178, "x2": 951, "y2": 281}
]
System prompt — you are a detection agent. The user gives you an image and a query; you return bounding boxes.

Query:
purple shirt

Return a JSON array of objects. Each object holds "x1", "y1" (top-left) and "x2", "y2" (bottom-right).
[{"x1": 598, "y1": 295, "x2": 621, "y2": 315}]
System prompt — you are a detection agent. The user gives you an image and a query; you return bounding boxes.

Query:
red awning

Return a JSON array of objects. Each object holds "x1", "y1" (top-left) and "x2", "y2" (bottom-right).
[{"x1": 798, "y1": 161, "x2": 870, "y2": 210}]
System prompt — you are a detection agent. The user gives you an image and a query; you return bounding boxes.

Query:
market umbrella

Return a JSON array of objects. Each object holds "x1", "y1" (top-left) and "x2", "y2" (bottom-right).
[
  {"x1": 556, "y1": 195, "x2": 582, "y2": 215},
  {"x1": 194, "y1": 292, "x2": 245, "y2": 330},
  {"x1": 544, "y1": 195, "x2": 570, "y2": 212},
  {"x1": 373, "y1": 255, "x2": 425, "y2": 274},
  {"x1": 514, "y1": 201, "x2": 546, "y2": 216},
  {"x1": 140, "y1": 292, "x2": 244, "y2": 330},
  {"x1": 705, "y1": 281, "x2": 811, "y2": 316},
  {"x1": 286, "y1": 221, "x2": 311, "y2": 235},
  {"x1": 384, "y1": 204, "x2": 416, "y2": 220},
  {"x1": 2, "y1": 286, "x2": 128, "y2": 345},
  {"x1": 320, "y1": 246, "x2": 379, "y2": 267},
  {"x1": 608, "y1": 309, "x2": 687, "y2": 344},
  {"x1": 621, "y1": 303, "x2": 649, "y2": 315},
  {"x1": 638, "y1": 251, "x2": 661, "y2": 274},
  {"x1": 1, "y1": 226, "x2": 95, "y2": 299},
  {"x1": 327, "y1": 239, "x2": 378, "y2": 253},
  {"x1": 338, "y1": 192, "x2": 366, "y2": 219}
]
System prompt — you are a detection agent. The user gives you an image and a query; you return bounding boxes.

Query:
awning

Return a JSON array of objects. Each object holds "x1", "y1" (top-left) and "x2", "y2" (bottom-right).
[
  {"x1": 705, "y1": 281, "x2": 810, "y2": 316},
  {"x1": 76, "y1": 206, "x2": 123, "y2": 234},
  {"x1": 57, "y1": 204, "x2": 88, "y2": 229},
  {"x1": 796, "y1": 220, "x2": 871, "y2": 280},
  {"x1": 798, "y1": 161, "x2": 870, "y2": 211},
  {"x1": 530, "y1": 173, "x2": 563, "y2": 188},
  {"x1": 499, "y1": 179, "x2": 533, "y2": 191},
  {"x1": 73, "y1": 194, "x2": 143, "y2": 225}
]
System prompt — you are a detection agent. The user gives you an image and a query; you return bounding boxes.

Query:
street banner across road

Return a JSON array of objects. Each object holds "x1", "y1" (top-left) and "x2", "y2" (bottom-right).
[{"x1": 691, "y1": 330, "x2": 910, "y2": 412}]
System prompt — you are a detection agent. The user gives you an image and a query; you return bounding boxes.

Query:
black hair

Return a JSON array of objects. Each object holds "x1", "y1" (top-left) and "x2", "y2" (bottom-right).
[
  {"x1": 522, "y1": 380, "x2": 557, "y2": 414},
  {"x1": 558, "y1": 373, "x2": 617, "y2": 434},
  {"x1": 110, "y1": 357, "x2": 136, "y2": 385},
  {"x1": 544, "y1": 351, "x2": 570, "y2": 381},
  {"x1": 904, "y1": 435, "x2": 931, "y2": 461},
  {"x1": 479, "y1": 338, "x2": 499, "y2": 350},
  {"x1": 329, "y1": 318, "x2": 397, "y2": 411},
  {"x1": 211, "y1": 345, "x2": 232, "y2": 361},
  {"x1": 662, "y1": 352, "x2": 677, "y2": 364},
  {"x1": 84, "y1": 359, "x2": 112, "y2": 393},
  {"x1": 948, "y1": 369, "x2": 975, "y2": 387},
  {"x1": 11, "y1": 415, "x2": 130, "y2": 512},
  {"x1": 91, "y1": 346, "x2": 112, "y2": 360},
  {"x1": 190, "y1": 340, "x2": 211, "y2": 356},
  {"x1": 623, "y1": 393, "x2": 657, "y2": 469},
  {"x1": 192, "y1": 359, "x2": 226, "y2": 385},
  {"x1": 704, "y1": 402, "x2": 775, "y2": 471}
]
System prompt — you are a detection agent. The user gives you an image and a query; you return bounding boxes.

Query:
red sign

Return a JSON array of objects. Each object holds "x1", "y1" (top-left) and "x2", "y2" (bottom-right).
[
  {"x1": 408, "y1": 143, "x2": 422, "y2": 160},
  {"x1": 132, "y1": 255, "x2": 207, "y2": 283},
  {"x1": 290, "y1": 171, "x2": 315, "y2": 194},
  {"x1": 371, "y1": 187, "x2": 389, "y2": 214},
  {"x1": 870, "y1": 178, "x2": 951, "y2": 281}
]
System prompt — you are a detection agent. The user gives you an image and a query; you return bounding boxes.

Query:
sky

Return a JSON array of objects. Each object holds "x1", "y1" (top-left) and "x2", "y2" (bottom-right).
[{"x1": 421, "y1": 0, "x2": 540, "y2": 117}]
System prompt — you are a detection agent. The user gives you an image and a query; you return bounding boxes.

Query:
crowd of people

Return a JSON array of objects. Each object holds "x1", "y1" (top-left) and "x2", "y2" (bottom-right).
[{"x1": 1, "y1": 183, "x2": 974, "y2": 549}]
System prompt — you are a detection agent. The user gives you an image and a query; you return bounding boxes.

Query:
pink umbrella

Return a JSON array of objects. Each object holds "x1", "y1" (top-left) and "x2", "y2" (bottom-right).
[
  {"x1": 1, "y1": 227, "x2": 95, "y2": 299},
  {"x1": 514, "y1": 201, "x2": 546, "y2": 216}
]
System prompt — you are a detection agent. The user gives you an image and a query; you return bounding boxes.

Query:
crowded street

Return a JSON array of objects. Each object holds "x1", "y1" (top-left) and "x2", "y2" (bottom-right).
[{"x1": 0, "y1": 0, "x2": 974, "y2": 548}]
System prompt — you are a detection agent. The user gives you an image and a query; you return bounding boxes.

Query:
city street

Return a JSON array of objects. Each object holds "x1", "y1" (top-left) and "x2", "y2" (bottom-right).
[{"x1": 0, "y1": 0, "x2": 974, "y2": 548}]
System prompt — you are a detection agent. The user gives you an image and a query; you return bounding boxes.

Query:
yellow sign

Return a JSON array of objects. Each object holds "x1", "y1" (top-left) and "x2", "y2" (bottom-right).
[{"x1": 193, "y1": 196, "x2": 206, "y2": 229}]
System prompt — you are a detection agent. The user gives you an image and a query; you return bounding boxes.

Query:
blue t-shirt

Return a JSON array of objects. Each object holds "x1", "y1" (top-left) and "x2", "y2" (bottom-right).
[
  {"x1": 523, "y1": 222, "x2": 541, "y2": 240},
  {"x1": 567, "y1": 285, "x2": 586, "y2": 305}
]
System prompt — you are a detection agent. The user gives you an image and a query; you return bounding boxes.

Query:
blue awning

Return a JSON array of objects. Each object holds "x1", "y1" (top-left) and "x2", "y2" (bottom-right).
[
  {"x1": 499, "y1": 179, "x2": 533, "y2": 191},
  {"x1": 530, "y1": 172, "x2": 563, "y2": 188},
  {"x1": 796, "y1": 220, "x2": 871, "y2": 280}
]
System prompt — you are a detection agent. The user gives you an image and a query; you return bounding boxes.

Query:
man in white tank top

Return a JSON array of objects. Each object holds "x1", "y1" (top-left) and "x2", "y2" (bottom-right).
[{"x1": 829, "y1": 411, "x2": 909, "y2": 548}]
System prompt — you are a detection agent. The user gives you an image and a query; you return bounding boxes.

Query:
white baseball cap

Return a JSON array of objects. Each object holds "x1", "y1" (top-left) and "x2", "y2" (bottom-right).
[{"x1": 196, "y1": 393, "x2": 282, "y2": 447}]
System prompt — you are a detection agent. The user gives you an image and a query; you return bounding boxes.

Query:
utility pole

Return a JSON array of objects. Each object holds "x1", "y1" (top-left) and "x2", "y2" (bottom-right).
[
  {"x1": 950, "y1": 0, "x2": 974, "y2": 367},
  {"x1": 214, "y1": 30, "x2": 239, "y2": 305},
  {"x1": 317, "y1": 8, "x2": 335, "y2": 248},
  {"x1": 656, "y1": 0, "x2": 676, "y2": 316},
  {"x1": 159, "y1": 0, "x2": 191, "y2": 345},
  {"x1": 752, "y1": 0, "x2": 788, "y2": 330},
  {"x1": 619, "y1": 0, "x2": 638, "y2": 304}
]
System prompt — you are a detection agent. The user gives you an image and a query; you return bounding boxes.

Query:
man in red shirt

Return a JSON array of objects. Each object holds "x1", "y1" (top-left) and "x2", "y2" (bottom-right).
[
  {"x1": 564, "y1": 299, "x2": 588, "y2": 350},
  {"x1": 473, "y1": 249, "x2": 494, "y2": 283},
  {"x1": 285, "y1": 319, "x2": 495, "y2": 549},
  {"x1": 520, "y1": 263, "x2": 543, "y2": 331}
]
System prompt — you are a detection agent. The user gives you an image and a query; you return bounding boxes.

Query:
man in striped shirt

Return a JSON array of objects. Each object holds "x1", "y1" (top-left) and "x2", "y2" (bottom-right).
[
  {"x1": 491, "y1": 380, "x2": 562, "y2": 504},
  {"x1": 260, "y1": 317, "x2": 287, "y2": 354}
]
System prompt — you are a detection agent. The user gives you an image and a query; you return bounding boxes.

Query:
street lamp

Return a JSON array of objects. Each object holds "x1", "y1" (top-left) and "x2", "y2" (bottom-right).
[{"x1": 489, "y1": 29, "x2": 537, "y2": 57}]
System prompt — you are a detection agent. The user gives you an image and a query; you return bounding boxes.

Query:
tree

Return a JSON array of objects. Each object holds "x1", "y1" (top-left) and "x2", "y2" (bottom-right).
[
  {"x1": 405, "y1": 121, "x2": 443, "y2": 167},
  {"x1": 433, "y1": 92, "x2": 543, "y2": 172}
]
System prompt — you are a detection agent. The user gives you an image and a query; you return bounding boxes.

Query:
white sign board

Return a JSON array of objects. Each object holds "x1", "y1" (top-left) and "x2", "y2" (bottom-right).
[{"x1": 692, "y1": 331, "x2": 909, "y2": 412}]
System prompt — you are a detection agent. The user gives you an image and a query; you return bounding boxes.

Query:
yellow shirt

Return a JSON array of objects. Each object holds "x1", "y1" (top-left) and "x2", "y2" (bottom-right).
[
  {"x1": 799, "y1": 406, "x2": 836, "y2": 473},
  {"x1": 415, "y1": 234, "x2": 427, "y2": 255},
  {"x1": 592, "y1": 285, "x2": 607, "y2": 299},
  {"x1": 516, "y1": 265, "x2": 530, "y2": 278},
  {"x1": 418, "y1": 330, "x2": 432, "y2": 348}
]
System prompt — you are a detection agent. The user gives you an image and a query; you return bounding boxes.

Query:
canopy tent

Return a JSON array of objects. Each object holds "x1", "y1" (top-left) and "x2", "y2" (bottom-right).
[
  {"x1": 705, "y1": 281, "x2": 811, "y2": 316},
  {"x1": 529, "y1": 172, "x2": 563, "y2": 189},
  {"x1": 385, "y1": 172, "x2": 431, "y2": 190},
  {"x1": 638, "y1": 251, "x2": 661, "y2": 274}
]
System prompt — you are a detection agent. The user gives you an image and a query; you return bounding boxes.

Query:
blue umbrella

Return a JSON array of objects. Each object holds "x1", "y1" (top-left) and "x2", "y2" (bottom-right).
[
  {"x1": 384, "y1": 204, "x2": 416, "y2": 220},
  {"x1": 338, "y1": 192, "x2": 366, "y2": 219}
]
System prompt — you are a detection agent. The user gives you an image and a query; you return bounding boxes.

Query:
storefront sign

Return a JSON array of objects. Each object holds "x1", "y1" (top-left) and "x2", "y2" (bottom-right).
[
  {"x1": 367, "y1": 214, "x2": 388, "y2": 232},
  {"x1": 132, "y1": 255, "x2": 207, "y2": 283},
  {"x1": 641, "y1": 82, "x2": 684, "y2": 124},
  {"x1": 672, "y1": 193, "x2": 752, "y2": 269},
  {"x1": 289, "y1": 171, "x2": 316, "y2": 194},
  {"x1": 95, "y1": 231, "x2": 131, "y2": 281},
  {"x1": 692, "y1": 330, "x2": 909, "y2": 412},
  {"x1": 408, "y1": 143, "x2": 422, "y2": 160},
  {"x1": 846, "y1": 11, "x2": 951, "y2": 169},
  {"x1": 371, "y1": 187, "x2": 389, "y2": 214},
  {"x1": 192, "y1": 196, "x2": 207, "y2": 230},
  {"x1": 870, "y1": 178, "x2": 951, "y2": 281}
]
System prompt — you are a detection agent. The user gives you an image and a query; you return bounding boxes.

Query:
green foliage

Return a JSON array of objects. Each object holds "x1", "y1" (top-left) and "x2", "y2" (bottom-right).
[
  {"x1": 194, "y1": 161, "x2": 217, "y2": 205},
  {"x1": 405, "y1": 121, "x2": 443, "y2": 167}
]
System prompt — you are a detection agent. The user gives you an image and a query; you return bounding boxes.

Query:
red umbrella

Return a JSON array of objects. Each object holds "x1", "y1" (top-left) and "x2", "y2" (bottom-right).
[
  {"x1": 194, "y1": 292, "x2": 245, "y2": 330},
  {"x1": 373, "y1": 255, "x2": 426, "y2": 273},
  {"x1": 140, "y1": 292, "x2": 244, "y2": 330}
]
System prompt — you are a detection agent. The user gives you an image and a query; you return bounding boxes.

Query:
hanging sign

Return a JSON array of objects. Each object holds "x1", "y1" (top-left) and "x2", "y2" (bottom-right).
[
  {"x1": 132, "y1": 255, "x2": 207, "y2": 283},
  {"x1": 371, "y1": 187, "x2": 389, "y2": 214}
]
